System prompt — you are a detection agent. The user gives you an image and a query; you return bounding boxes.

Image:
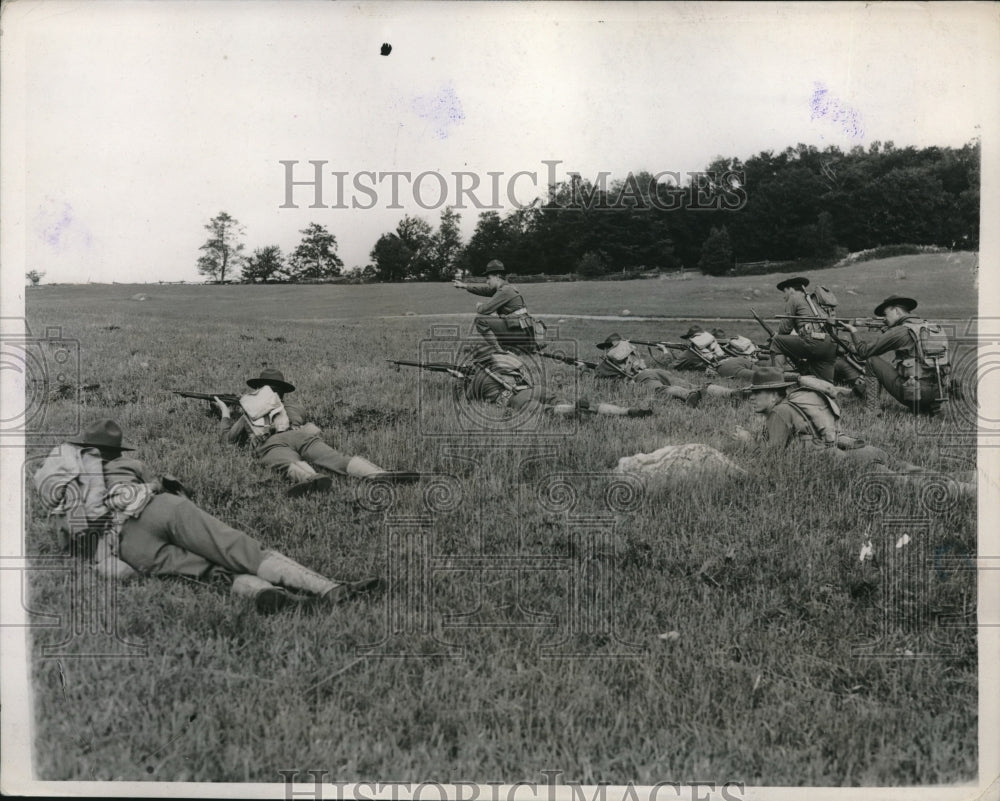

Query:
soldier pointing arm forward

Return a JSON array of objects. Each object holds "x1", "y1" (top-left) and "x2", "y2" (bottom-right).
[{"x1": 453, "y1": 260, "x2": 540, "y2": 354}]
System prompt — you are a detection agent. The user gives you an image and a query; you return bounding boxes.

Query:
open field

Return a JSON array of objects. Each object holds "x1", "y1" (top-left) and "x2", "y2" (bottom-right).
[
  {"x1": 29, "y1": 251, "x2": 979, "y2": 324},
  {"x1": 18, "y1": 256, "x2": 979, "y2": 786}
]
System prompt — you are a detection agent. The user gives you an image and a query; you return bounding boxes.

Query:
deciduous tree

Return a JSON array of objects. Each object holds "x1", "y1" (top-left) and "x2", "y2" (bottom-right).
[{"x1": 197, "y1": 212, "x2": 245, "y2": 283}]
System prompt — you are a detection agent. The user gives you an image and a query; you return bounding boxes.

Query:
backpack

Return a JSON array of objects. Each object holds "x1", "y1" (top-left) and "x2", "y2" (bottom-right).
[
  {"x1": 785, "y1": 380, "x2": 842, "y2": 447},
  {"x1": 810, "y1": 285, "x2": 839, "y2": 313},
  {"x1": 240, "y1": 386, "x2": 290, "y2": 439},
  {"x1": 725, "y1": 335, "x2": 758, "y2": 357},
  {"x1": 899, "y1": 319, "x2": 950, "y2": 379}
]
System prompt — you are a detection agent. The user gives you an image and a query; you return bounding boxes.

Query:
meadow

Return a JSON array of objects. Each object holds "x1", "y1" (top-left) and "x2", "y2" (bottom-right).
[{"x1": 19, "y1": 253, "x2": 979, "y2": 786}]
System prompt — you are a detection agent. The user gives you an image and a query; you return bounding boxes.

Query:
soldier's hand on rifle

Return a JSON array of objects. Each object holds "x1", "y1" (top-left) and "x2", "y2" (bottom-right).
[
  {"x1": 212, "y1": 396, "x2": 231, "y2": 419},
  {"x1": 655, "y1": 344, "x2": 670, "y2": 354},
  {"x1": 452, "y1": 279, "x2": 467, "y2": 289},
  {"x1": 839, "y1": 322, "x2": 857, "y2": 333}
]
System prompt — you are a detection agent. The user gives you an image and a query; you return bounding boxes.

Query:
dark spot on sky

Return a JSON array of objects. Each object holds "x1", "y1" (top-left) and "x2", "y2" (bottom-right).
[{"x1": 380, "y1": 43, "x2": 392, "y2": 56}]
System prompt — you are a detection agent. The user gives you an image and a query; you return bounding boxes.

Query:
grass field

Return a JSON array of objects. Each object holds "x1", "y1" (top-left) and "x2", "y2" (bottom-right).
[
  {"x1": 29, "y1": 250, "x2": 979, "y2": 324},
  {"x1": 19, "y1": 253, "x2": 979, "y2": 786}
]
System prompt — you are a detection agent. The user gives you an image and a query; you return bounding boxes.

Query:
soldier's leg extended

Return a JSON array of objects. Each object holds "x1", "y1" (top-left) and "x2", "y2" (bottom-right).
[
  {"x1": 634, "y1": 369, "x2": 702, "y2": 407},
  {"x1": 474, "y1": 315, "x2": 508, "y2": 353}
]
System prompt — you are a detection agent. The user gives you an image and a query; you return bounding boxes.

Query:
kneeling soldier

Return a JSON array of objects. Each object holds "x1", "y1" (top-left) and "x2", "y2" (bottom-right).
[
  {"x1": 840, "y1": 295, "x2": 950, "y2": 415},
  {"x1": 452, "y1": 260, "x2": 540, "y2": 354}
]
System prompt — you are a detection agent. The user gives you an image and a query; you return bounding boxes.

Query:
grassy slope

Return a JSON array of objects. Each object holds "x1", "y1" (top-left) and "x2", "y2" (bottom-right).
[
  {"x1": 29, "y1": 251, "x2": 978, "y2": 323},
  {"x1": 21, "y1": 254, "x2": 978, "y2": 785}
]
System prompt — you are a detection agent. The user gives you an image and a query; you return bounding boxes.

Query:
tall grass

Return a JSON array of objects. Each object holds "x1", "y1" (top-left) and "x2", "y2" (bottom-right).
[{"x1": 19, "y1": 286, "x2": 977, "y2": 785}]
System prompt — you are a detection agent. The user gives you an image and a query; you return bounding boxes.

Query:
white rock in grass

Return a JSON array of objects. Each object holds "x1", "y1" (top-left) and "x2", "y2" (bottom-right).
[
  {"x1": 614, "y1": 443, "x2": 746, "y2": 478},
  {"x1": 859, "y1": 540, "x2": 874, "y2": 563},
  {"x1": 131, "y1": 293, "x2": 148, "y2": 301},
  {"x1": 658, "y1": 630, "x2": 681, "y2": 642},
  {"x1": 621, "y1": 309, "x2": 631, "y2": 315}
]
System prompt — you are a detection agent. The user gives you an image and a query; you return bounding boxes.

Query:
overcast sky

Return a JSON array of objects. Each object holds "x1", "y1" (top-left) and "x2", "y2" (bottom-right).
[{"x1": 3, "y1": 1, "x2": 998, "y2": 283}]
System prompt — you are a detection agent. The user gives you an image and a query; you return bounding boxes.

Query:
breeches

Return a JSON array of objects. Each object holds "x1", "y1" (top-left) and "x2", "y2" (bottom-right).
[
  {"x1": 771, "y1": 335, "x2": 837, "y2": 382},
  {"x1": 834, "y1": 356, "x2": 863, "y2": 385},
  {"x1": 256, "y1": 429, "x2": 352, "y2": 475},
  {"x1": 868, "y1": 356, "x2": 942, "y2": 413},
  {"x1": 671, "y1": 352, "x2": 706, "y2": 371},
  {"x1": 633, "y1": 369, "x2": 691, "y2": 390},
  {"x1": 716, "y1": 357, "x2": 755, "y2": 382},
  {"x1": 118, "y1": 494, "x2": 264, "y2": 578}
]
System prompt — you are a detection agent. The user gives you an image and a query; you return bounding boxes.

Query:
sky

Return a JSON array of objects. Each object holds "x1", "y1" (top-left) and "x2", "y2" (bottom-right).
[{"x1": 2, "y1": 1, "x2": 998, "y2": 284}]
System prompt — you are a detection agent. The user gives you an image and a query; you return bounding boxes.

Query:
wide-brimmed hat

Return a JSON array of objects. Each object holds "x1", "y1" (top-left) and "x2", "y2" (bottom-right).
[
  {"x1": 710, "y1": 328, "x2": 727, "y2": 339},
  {"x1": 680, "y1": 325, "x2": 705, "y2": 340},
  {"x1": 246, "y1": 368, "x2": 295, "y2": 393},
  {"x1": 68, "y1": 419, "x2": 135, "y2": 451},
  {"x1": 873, "y1": 295, "x2": 918, "y2": 317},
  {"x1": 743, "y1": 367, "x2": 796, "y2": 392},
  {"x1": 596, "y1": 333, "x2": 624, "y2": 350},
  {"x1": 484, "y1": 260, "x2": 506, "y2": 275},
  {"x1": 776, "y1": 276, "x2": 810, "y2": 291}
]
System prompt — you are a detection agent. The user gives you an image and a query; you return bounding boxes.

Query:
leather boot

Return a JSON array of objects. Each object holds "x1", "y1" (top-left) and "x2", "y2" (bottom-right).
[
  {"x1": 287, "y1": 474, "x2": 333, "y2": 497},
  {"x1": 231, "y1": 573, "x2": 298, "y2": 615},
  {"x1": 704, "y1": 383, "x2": 735, "y2": 398}
]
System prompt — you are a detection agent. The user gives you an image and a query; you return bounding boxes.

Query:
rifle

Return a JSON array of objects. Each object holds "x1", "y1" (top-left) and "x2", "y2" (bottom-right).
[
  {"x1": 750, "y1": 308, "x2": 777, "y2": 340},
  {"x1": 537, "y1": 352, "x2": 598, "y2": 370},
  {"x1": 387, "y1": 359, "x2": 471, "y2": 380},
  {"x1": 775, "y1": 315, "x2": 886, "y2": 330},
  {"x1": 630, "y1": 339, "x2": 718, "y2": 368},
  {"x1": 772, "y1": 316, "x2": 866, "y2": 372},
  {"x1": 174, "y1": 391, "x2": 241, "y2": 406}
]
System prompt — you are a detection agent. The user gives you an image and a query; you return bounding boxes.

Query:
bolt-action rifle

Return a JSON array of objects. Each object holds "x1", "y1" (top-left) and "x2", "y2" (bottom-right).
[
  {"x1": 174, "y1": 391, "x2": 241, "y2": 406},
  {"x1": 628, "y1": 339, "x2": 717, "y2": 368},
  {"x1": 537, "y1": 352, "x2": 598, "y2": 370},
  {"x1": 775, "y1": 315, "x2": 886, "y2": 330},
  {"x1": 386, "y1": 360, "x2": 472, "y2": 380},
  {"x1": 773, "y1": 315, "x2": 867, "y2": 372}
]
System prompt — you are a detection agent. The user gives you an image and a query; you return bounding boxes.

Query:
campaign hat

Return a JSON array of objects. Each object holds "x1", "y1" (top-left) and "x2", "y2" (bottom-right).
[
  {"x1": 484, "y1": 260, "x2": 506, "y2": 275},
  {"x1": 680, "y1": 325, "x2": 705, "y2": 340},
  {"x1": 596, "y1": 333, "x2": 624, "y2": 351},
  {"x1": 776, "y1": 276, "x2": 810, "y2": 291},
  {"x1": 246, "y1": 368, "x2": 296, "y2": 393},
  {"x1": 68, "y1": 419, "x2": 135, "y2": 451},
  {"x1": 743, "y1": 367, "x2": 796, "y2": 392},
  {"x1": 873, "y1": 295, "x2": 918, "y2": 317}
]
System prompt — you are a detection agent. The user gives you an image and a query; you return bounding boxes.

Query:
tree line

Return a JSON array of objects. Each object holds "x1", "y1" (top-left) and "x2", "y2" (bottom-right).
[{"x1": 197, "y1": 139, "x2": 980, "y2": 283}]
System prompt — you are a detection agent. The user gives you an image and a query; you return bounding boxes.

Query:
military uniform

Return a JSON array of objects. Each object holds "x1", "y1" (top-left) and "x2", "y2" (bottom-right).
[
  {"x1": 741, "y1": 370, "x2": 972, "y2": 491},
  {"x1": 33, "y1": 420, "x2": 371, "y2": 612},
  {"x1": 458, "y1": 260, "x2": 538, "y2": 353},
  {"x1": 594, "y1": 334, "x2": 703, "y2": 406},
  {"x1": 221, "y1": 369, "x2": 418, "y2": 494},
  {"x1": 465, "y1": 351, "x2": 651, "y2": 417},
  {"x1": 769, "y1": 277, "x2": 838, "y2": 382},
  {"x1": 671, "y1": 326, "x2": 726, "y2": 371},
  {"x1": 848, "y1": 296, "x2": 949, "y2": 415}
]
